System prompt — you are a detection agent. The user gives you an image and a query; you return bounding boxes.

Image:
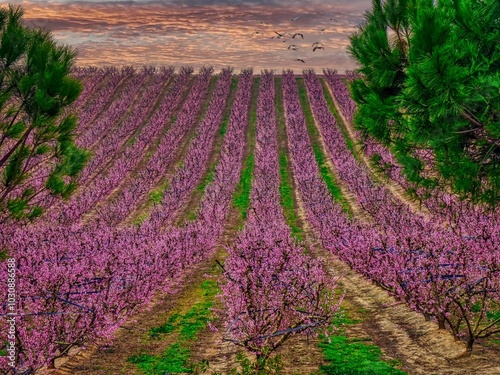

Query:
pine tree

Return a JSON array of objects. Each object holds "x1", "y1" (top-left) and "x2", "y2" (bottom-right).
[
  {"x1": 349, "y1": 0, "x2": 500, "y2": 205},
  {"x1": 0, "y1": 4, "x2": 87, "y2": 222}
]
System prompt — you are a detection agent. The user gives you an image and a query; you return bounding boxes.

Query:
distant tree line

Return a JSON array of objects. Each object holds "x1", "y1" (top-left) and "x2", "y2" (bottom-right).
[
  {"x1": 0, "y1": 5, "x2": 86, "y2": 222},
  {"x1": 349, "y1": 0, "x2": 500, "y2": 206}
]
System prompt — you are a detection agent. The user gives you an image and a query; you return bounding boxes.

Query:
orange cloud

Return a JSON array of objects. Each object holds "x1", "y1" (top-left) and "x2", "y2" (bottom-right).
[{"x1": 10, "y1": 0, "x2": 370, "y2": 72}]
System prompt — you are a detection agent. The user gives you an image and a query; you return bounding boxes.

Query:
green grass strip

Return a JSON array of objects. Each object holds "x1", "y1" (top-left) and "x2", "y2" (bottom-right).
[
  {"x1": 296, "y1": 78, "x2": 352, "y2": 215},
  {"x1": 275, "y1": 77, "x2": 303, "y2": 240},
  {"x1": 128, "y1": 280, "x2": 218, "y2": 374},
  {"x1": 319, "y1": 79, "x2": 358, "y2": 159},
  {"x1": 182, "y1": 77, "x2": 239, "y2": 223},
  {"x1": 128, "y1": 344, "x2": 192, "y2": 374},
  {"x1": 219, "y1": 77, "x2": 239, "y2": 137},
  {"x1": 182, "y1": 166, "x2": 216, "y2": 222},
  {"x1": 319, "y1": 336, "x2": 406, "y2": 375},
  {"x1": 232, "y1": 77, "x2": 260, "y2": 223},
  {"x1": 318, "y1": 311, "x2": 407, "y2": 375}
]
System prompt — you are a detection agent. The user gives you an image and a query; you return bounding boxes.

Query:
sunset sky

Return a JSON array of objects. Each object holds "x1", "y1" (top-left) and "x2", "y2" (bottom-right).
[{"x1": 10, "y1": 0, "x2": 371, "y2": 72}]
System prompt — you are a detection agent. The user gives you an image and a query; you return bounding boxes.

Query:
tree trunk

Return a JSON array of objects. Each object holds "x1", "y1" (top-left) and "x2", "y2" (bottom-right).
[{"x1": 466, "y1": 336, "x2": 475, "y2": 352}]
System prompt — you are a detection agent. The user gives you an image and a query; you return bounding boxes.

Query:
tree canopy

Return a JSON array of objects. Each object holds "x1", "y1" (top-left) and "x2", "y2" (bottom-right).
[
  {"x1": 349, "y1": 0, "x2": 500, "y2": 206},
  {"x1": 0, "y1": 4, "x2": 87, "y2": 223}
]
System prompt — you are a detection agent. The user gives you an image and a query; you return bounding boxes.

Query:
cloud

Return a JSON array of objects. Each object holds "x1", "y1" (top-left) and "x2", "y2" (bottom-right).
[{"x1": 9, "y1": 0, "x2": 369, "y2": 71}]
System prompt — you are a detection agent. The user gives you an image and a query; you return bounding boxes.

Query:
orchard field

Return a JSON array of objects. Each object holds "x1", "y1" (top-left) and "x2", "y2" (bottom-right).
[{"x1": 1, "y1": 67, "x2": 500, "y2": 375}]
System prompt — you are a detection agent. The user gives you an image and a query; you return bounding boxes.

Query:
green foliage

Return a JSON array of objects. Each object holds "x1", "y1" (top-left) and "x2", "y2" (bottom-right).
[
  {"x1": 349, "y1": 0, "x2": 500, "y2": 205},
  {"x1": 132, "y1": 213, "x2": 149, "y2": 226},
  {"x1": 486, "y1": 309, "x2": 500, "y2": 323},
  {"x1": 6, "y1": 197, "x2": 28, "y2": 220},
  {"x1": 219, "y1": 78, "x2": 239, "y2": 137},
  {"x1": 233, "y1": 153, "x2": 254, "y2": 219},
  {"x1": 4, "y1": 145, "x2": 29, "y2": 186},
  {"x1": 0, "y1": 4, "x2": 86, "y2": 222},
  {"x1": 278, "y1": 150, "x2": 302, "y2": 239},
  {"x1": 149, "y1": 189, "x2": 163, "y2": 205},
  {"x1": 0, "y1": 248, "x2": 10, "y2": 261},
  {"x1": 319, "y1": 336, "x2": 406, "y2": 375},
  {"x1": 3, "y1": 120, "x2": 25, "y2": 138},
  {"x1": 150, "y1": 314, "x2": 179, "y2": 338},
  {"x1": 318, "y1": 311, "x2": 406, "y2": 375}
]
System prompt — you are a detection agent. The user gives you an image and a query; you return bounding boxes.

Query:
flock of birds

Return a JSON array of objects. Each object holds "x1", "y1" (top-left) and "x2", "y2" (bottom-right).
[{"x1": 251, "y1": 15, "x2": 339, "y2": 64}]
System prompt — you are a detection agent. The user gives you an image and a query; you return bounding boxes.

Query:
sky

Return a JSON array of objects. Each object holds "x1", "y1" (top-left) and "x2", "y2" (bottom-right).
[{"x1": 9, "y1": 0, "x2": 371, "y2": 72}]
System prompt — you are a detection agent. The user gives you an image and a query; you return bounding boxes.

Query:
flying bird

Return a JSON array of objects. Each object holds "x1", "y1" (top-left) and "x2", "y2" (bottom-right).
[
  {"x1": 292, "y1": 33, "x2": 304, "y2": 39},
  {"x1": 274, "y1": 31, "x2": 285, "y2": 38},
  {"x1": 288, "y1": 44, "x2": 299, "y2": 50},
  {"x1": 296, "y1": 59, "x2": 305, "y2": 63},
  {"x1": 251, "y1": 31, "x2": 263, "y2": 36},
  {"x1": 313, "y1": 46, "x2": 325, "y2": 52},
  {"x1": 290, "y1": 16, "x2": 301, "y2": 21},
  {"x1": 312, "y1": 42, "x2": 324, "y2": 47}
]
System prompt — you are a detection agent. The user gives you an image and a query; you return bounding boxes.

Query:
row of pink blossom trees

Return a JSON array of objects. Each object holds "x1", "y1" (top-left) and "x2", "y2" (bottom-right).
[
  {"x1": 216, "y1": 70, "x2": 343, "y2": 366},
  {"x1": 93, "y1": 67, "x2": 215, "y2": 226},
  {"x1": 141, "y1": 67, "x2": 233, "y2": 228},
  {"x1": 47, "y1": 67, "x2": 194, "y2": 225},
  {"x1": 25, "y1": 67, "x2": 172, "y2": 217}
]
